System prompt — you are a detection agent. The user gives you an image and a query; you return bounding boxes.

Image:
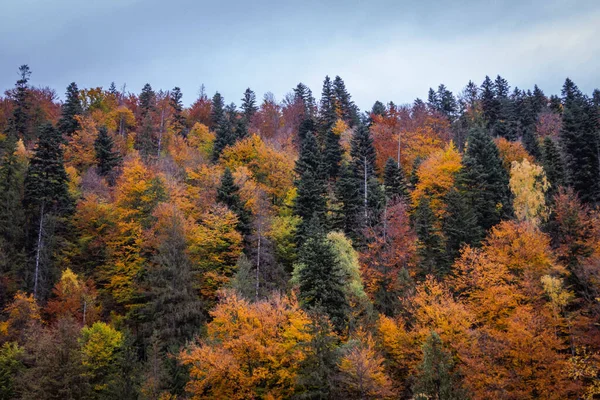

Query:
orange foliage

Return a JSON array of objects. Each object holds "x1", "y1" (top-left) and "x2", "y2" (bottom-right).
[{"x1": 494, "y1": 137, "x2": 533, "y2": 172}]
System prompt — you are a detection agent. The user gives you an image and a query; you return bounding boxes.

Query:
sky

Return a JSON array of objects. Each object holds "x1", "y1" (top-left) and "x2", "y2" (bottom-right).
[{"x1": 1, "y1": 0, "x2": 599, "y2": 111}]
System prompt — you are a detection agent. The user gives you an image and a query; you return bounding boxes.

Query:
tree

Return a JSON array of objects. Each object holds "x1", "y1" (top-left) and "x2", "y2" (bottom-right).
[
  {"x1": 94, "y1": 126, "x2": 121, "y2": 177},
  {"x1": 333, "y1": 76, "x2": 359, "y2": 127},
  {"x1": 294, "y1": 219, "x2": 349, "y2": 331},
  {"x1": 541, "y1": 136, "x2": 565, "y2": 201},
  {"x1": 383, "y1": 157, "x2": 408, "y2": 202},
  {"x1": 351, "y1": 123, "x2": 380, "y2": 226},
  {"x1": 0, "y1": 342, "x2": 24, "y2": 400},
  {"x1": 413, "y1": 331, "x2": 465, "y2": 400},
  {"x1": 480, "y1": 75, "x2": 499, "y2": 128},
  {"x1": 169, "y1": 87, "x2": 186, "y2": 137},
  {"x1": 23, "y1": 123, "x2": 72, "y2": 299},
  {"x1": 240, "y1": 88, "x2": 257, "y2": 138},
  {"x1": 509, "y1": 159, "x2": 549, "y2": 226},
  {"x1": 217, "y1": 167, "x2": 251, "y2": 237},
  {"x1": 138, "y1": 83, "x2": 156, "y2": 119},
  {"x1": 559, "y1": 78, "x2": 600, "y2": 204},
  {"x1": 294, "y1": 131, "x2": 327, "y2": 242},
  {"x1": 324, "y1": 126, "x2": 343, "y2": 180},
  {"x1": 45, "y1": 268, "x2": 100, "y2": 326},
  {"x1": 414, "y1": 197, "x2": 447, "y2": 277},
  {"x1": 6, "y1": 65, "x2": 32, "y2": 142},
  {"x1": 211, "y1": 92, "x2": 235, "y2": 161},
  {"x1": 335, "y1": 162, "x2": 362, "y2": 242},
  {"x1": 319, "y1": 76, "x2": 337, "y2": 140},
  {"x1": 442, "y1": 188, "x2": 481, "y2": 261},
  {"x1": 57, "y1": 82, "x2": 83, "y2": 136},
  {"x1": 457, "y1": 128, "x2": 512, "y2": 233}
]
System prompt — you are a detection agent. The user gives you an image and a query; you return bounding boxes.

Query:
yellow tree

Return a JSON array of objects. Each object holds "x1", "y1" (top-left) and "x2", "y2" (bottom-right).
[
  {"x1": 180, "y1": 291, "x2": 312, "y2": 400},
  {"x1": 510, "y1": 159, "x2": 550, "y2": 226}
]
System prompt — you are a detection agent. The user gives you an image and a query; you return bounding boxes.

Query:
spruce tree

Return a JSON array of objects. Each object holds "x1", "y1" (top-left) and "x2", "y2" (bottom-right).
[
  {"x1": 370, "y1": 101, "x2": 386, "y2": 118},
  {"x1": 294, "y1": 132, "x2": 327, "y2": 242},
  {"x1": 531, "y1": 84, "x2": 547, "y2": 114},
  {"x1": 442, "y1": 188, "x2": 481, "y2": 261},
  {"x1": 294, "y1": 83, "x2": 316, "y2": 118},
  {"x1": 23, "y1": 123, "x2": 71, "y2": 299},
  {"x1": 6, "y1": 65, "x2": 32, "y2": 143},
  {"x1": 334, "y1": 162, "x2": 362, "y2": 242},
  {"x1": 217, "y1": 167, "x2": 251, "y2": 237},
  {"x1": 319, "y1": 76, "x2": 337, "y2": 141},
  {"x1": 541, "y1": 136, "x2": 565, "y2": 201},
  {"x1": 298, "y1": 117, "x2": 316, "y2": 144},
  {"x1": 323, "y1": 128, "x2": 342, "y2": 180},
  {"x1": 350, "y1": 123, "x2": 378, "y2": 225},
  {"x1": 414, "y1": 197, "x2": 447, "y2": 277},
  {"x1": 296, "y1": 218, "x2": 349, "y2": 331},
  {"x1": 57, "y1": 82, "x2": 83, "y2": 136},
  {"x1": 480, "y1": 75, "x2": 499, "y2": 128},
  {"x1": 383, "y1": 157, "x2": 408, "y2": 202},
  {"x1": 94, "y1": 126, "x2": 121, "y2": 176},
  {"x1": 169, "y1": 87, "x2": 186, "y2": 137},
  {"x1": 333, "y1": 76, "x2": 359, "y2": 127},
  {"x1": 139, "y1": 83, "x2": 156, "y2": 119},
  {"x1": 457, "y1": 128, "x2": 512, "y2": 233},
  {"x1": 135, "y1": 117, "x2": 157, "y2": 158},
  {"x1": 211, "y1": 93, "x2": 235, "y2": 161},
  {"x1": 559, "y1": 78, "x2": 600, "y2": 204}
]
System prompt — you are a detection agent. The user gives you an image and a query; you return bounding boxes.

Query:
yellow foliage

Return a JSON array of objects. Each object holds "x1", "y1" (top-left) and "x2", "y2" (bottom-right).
[
  {"x1": 187, "y1": 122, "x2": 214, "y2": 159},
  {"x1": 510, "y1": 159, "x2": 549, "y2": 226},
  {"x1": 64, "y1": 115, "x2": 98, "y2": 172}
]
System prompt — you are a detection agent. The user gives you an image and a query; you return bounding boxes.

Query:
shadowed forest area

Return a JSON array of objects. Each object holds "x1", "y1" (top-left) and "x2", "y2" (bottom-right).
[{"x1": 1, "y1": 66, "x2": 600, "y2": 399}]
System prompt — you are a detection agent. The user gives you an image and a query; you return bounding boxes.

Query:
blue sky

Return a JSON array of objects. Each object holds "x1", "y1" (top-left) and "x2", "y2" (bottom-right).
[{"x1": 1, "y1": 0, "x2": 599, "y2": 111}]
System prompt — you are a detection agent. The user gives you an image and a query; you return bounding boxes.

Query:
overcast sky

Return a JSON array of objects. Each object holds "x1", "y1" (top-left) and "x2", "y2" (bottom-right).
[{"x1": 1, "y1": 0, "x2": 599, "y2": 111}]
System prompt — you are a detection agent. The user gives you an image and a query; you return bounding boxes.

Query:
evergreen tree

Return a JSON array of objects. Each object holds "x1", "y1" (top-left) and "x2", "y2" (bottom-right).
[
  {"x1": 296, "y1": 218, "x2": 349, "y2": 331},
  {"x1": 294, "y1": 83, "x2": 316, "y2": 118},
  {"x1": 217, "y1": 167, "x2": 251, "y2": 237},
  {"x1": 414, "y1": 197, "x2": 447, "y2": 277},
  {"x1": 294, "y1": 132, "x2": 327, "y2": 242},
  {"x1": 549, "y1": 95, "x2": 562, "y2": 114},
  {"x1": 559, "y1": 78, "x2": 600, "y2": 204},
  {"x1": 457, "y1": 128, "x2": 512, "y2": 233},
  {"x1": 57, "y1": 82, "x2": 83, "y2": 136},
  {"x1": 413, "y1": 331, "x2": 465, "y2": 400},
  {"x1": 211, "y1": 93, "x2": 235, "y2": 161},
  {"x1": 239, "y1": 88, "x2": 257, "y2": 139},
  {"x1": 324, "y1": 127, "x2": 342, "y2": 180},
  {"x1": 383, "y1": 157, "x2": 408, "y2": 201},
  {"x1": 139, "y1": 83, "x2": 156, "y2": 119},
  {"x1": 541, "y1": 136, "x2": 565, "y2": 201},
  {"x1": 333, "y1": 76, "x2": 359, "y2": 127},
  {"x1": 427, "y1": 88, "x2": 438, "y2": 111},
  {"x1": 319, "y1": 76, "x2": 337, "y2": 141},
  {"x1": 94, "y1": 126, "x2": 121, "y2": 177},
  {"x1": 370, "y1": 101, "x2": 386, "y2": 117},
  {"x1": 298, "y1": 117, "x2": 316, "y2": 144},
  {"x1": 442, "y1": 188, "x2": 481, "y2": 261},
  {"x1": 350, "y1": 123, "x2": 378, "y2": 225},
  {"x1": 169, "y1": 87, "x2": 186, "y2": 137},
  {"x1": 23, "y1": 123, "x2": 72, "y2": 299},
  {"x1": 108, "y1": 81, "x2": 118, "y2": 96},
  {"x1": 135, "y1": 117, "x2": 157, "y2": 158},
  {"x1": 335, "y1": 162, "x2": 362, "y2": 242},
  {"x1": 6, "y1": 65, "x2": 32, "y2": 142},
  {"x1": 531, "y1": 84, "x2": 547, "y2": 114},
  {"x1": 480, "y1": 75, "x2": 499, "y2": 128},
  {"x1": 142, "y1": 216, "x2": 204, "y2": 351}
]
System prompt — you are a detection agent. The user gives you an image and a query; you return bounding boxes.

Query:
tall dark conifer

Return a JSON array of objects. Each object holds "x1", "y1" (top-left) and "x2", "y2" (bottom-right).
[
  {"x1": 6, "y1": 65, "x2": 32, "y2": 142},
  {"x1": 240, "y1": 88, "x2": 258, "y2": 139},
  {"x1": 217, "y1": 167, "x2": 251, "y2": 237},
  {"x1": 211, "y1": 93, "x2": 235, "y2": 161},
  {"x1": 57, "y1": 82, "x2": 83, "y2": 136},
  {"x1": 332, "y1": 76, "x2": 359, "y2": 127},
  {"x1": 318, "y1": 76, "x2": 337, "y2": 141},
  {"x1": 414, "y1": 197, "x2": 447, "y2": 277},
  {"x1": 541, "y1": 136, "x2": 565, "y2": 201},
  {"x1": 94, "y1": 126, "x2": 121, "y2": 177},
  {"x1": 383, "y1": 157, "x2": 408, "y2": 202},
  {"x1": 169, "y1": 87, "x2": 186, "y2": 137}
]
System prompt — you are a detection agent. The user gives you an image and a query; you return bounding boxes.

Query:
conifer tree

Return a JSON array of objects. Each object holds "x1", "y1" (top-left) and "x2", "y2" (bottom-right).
[
  {"x1": 217, "y1": 167, "x2": 251, "y2": 237},
  {"x1": 211, "y1": 93, "x2": 235, "y2": 161},
  {"x1": 169, "y1": 87, "x2": 186, "y2": 137},
  {"x1": 335, "y1": 162, "x2": 362, "y2": 242},
  {"x1": 239, "y1": 88, "x2": 257, "y2": 139},
  {"x1": 94, "y1": 126, "x2": 121, "y2": 177},
  {"x1": 383, "y1": 157, "x2": 408, "y2": 201},
  {"x1": 294, "y1": 132, "x2": 327, "y2": 242},
  {"x1": 6, "y1": 65, "x2": 32, "y2": 142},
  {"x1": 414, "y1": 197, "x2": 447, "y2": 277},
  {"x1": 531, "y1": 84, "x2": 547, "y2": 114},
  {"x1": 457, "y1": 128, "x2": 512, "y2": 232},
  {"x1": 139, "y1": 83, "x2": 156, "y2": 119},
  {"x1": 559, "y1": 78, "x2": 600, "y2": 204},
  {"x1": 135, "y1": 117, "x2": 157, "y2": 158},
  {"x1": 480, "y1": 75, "x2": 499, "y2": 128},
  {"x1": 295, "y1": 218, "x2": 349, "y2": 331},
  {"x1": 324, "y1": 128, "x2": 342, "y2": 180},
  {"x1": 319, "y1": 76, "x2": 337, "y2": 140},
  {"x1": 57, "y1": 82, "x2": 83, "y2": 136},
  {"x1": 294, "y1": 83, "x2": 316, "y2": 118},
  {"x1": 23, "y1": 123, "x2": 72, "y2": 299},
  {"x1": 333, "y1": 76, "x2": 359, "y2": 127},
  {"x1": 540, "y1": 137, "x2": 565, "y2": 201},
  {"x1": 370, "y1": 101, "x2": 386, "y2": 118},
  {"x1": 350, "y1": 124, "x2": 378, "y2": 225},
  {"x1": 442, "y1": 188, "x2": 481, "y2": 261}
]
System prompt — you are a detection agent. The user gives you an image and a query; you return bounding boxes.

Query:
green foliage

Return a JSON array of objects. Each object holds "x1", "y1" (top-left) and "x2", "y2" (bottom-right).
[
  {"x1": 80, "y1": 322, "x2": 124, "y2": 396},
  {"x1": 414, "y1": 197, "x2": 447, "y2": 277},
  {"x1": 94, "y1": 126, "x2": 121, "y2": 177},
  {"x1": 217, "y1": 167, "x2": 251, "y2": 236},
  {"x1": 58, "y1": 82, "x2": 83, "y2": 136},
  {"x1": 442, "y1": 188, "x2": 481, "y2": 261},
  {"x1": 0, "y1": 342, "x2": 24, "y2": 400}
]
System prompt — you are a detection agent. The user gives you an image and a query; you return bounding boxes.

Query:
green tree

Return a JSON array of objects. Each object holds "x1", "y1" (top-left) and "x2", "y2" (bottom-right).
[
  {"x1": 211, "y1": 93, "x2": 235, "y2": 161},
  {"x1": 57, "y1": 82, "x2": 83, "y2": 136},
  {"x1": 319, "y1": 76, "x2": 337, "y2": 140},
  {"x1": 324, "y1": 127, "x2": 342, "y2": 180},
  {"x1": 541, "y1": 136, "x2": 565, "y2": 201},
  {"x1": 169, "y1": 87, "x2": 186, "y2": 137},
  {"x1": 414, "y1": 197, "x2": 447, "y2": 277},
  {"x1": 333, "y1": 75, "x2": 359, "y2": 127},
  {"x1": 216, "y1": 167, "x2": 251, "y2": 237},
  {"x1": 0, "y1": 342, "x2": 24, "y2": 400},
  {"x1": 457, "y1": 128, "x2": 512, "y2": 233},
  {"x1": 94, "y1": 126, "x2": 121, "y2": 177},
  {"x1": 413, "y1": 331, "x2": 465, "y2": 400},
  {"x1": 351, "y1": 124, "x2": 381, "y2": 228},
  {"x1": 442, "y1": 188, "x2": 481, "y2": 261},
  {"x1": 240, "y1": 88, "x2": 257, "y2": 138},
  {"x1": 383, "y1": 157, "x2": 408, "y2": 202},
  {"x1": 5, "y1": 65, "x2": 32, "y2": 143},
  {"x1": 138, "y1": 83, "x2": 156, "y2": 119},
  {"x1": 559, "y1": 78, "x2": 600, "y2": 204},
  {"x1": 23, "y1": 123, "x2": 72, "y2": 299}
]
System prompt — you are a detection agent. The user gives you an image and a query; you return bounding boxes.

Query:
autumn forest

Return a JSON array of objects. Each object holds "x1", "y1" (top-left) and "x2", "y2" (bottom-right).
[{"x1": 1, "y1": 65, "x2": 600, "y2": 399}]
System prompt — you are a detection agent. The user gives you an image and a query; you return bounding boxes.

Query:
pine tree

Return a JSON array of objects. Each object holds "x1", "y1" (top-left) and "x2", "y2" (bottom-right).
[
  {"x1": 442, "y1": 188, "x2": 481, "y2": 261},
  {"x1": 217, "y1": 167, "x2": 251, "y2": 237},
  {"x1": 94, "y1": 126, "x2": 121, "y2": 177},
  {"x1": 457, "y1": 128, "x2": 512, "y2": 232},
  {"x1": 541, "y1": 136, "x2": 565, "y2": 202},
  {"x1": 531, "y1": 84, "x2": 547, "y2": 114},
  {"x1": 169, "y1": 87, "x2": 186, "y2": 137},
  {"x1": 413, "y1": 332, "x2": 465, "y2": 400},
  {"x1": 57, "y1": 82, "x2": 83, "y2": 136},
  {"x1": 335, "y1": 162, "x2": 362, "y2": 242},
  {"x1": 23, "y1": 123, "x2": 72, "y2": 299},
  {"x1": 6, "y1": 65, "x2": 32, "y2": 143},
  {"x1": 298, "y1": 117, "x2": 316, "y2": 144},
  {"x1": 296, "y1": 218, "x2": 349, "y2": 331},
  {"x1": 294, "y1": 132, "x2": 327, "y2": 242},
  {"x1": 480, "y1": 75, "x2": 499, "y2": 128},
  {"x1": 383, "y1": 158, "x2": 408, "y2": 202},
  {"x1": 559, "y1": 78, "x2": 600, "y2": 204},
  {"x1": 414, "y1": 197, "x2": 447, "y2": 277},
  {"x1": 294, "y1": 83, "x2": 316, "y2": 118},
  {"x1": 370, "y1": 101, "x2": 386, "y2": 118}
]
